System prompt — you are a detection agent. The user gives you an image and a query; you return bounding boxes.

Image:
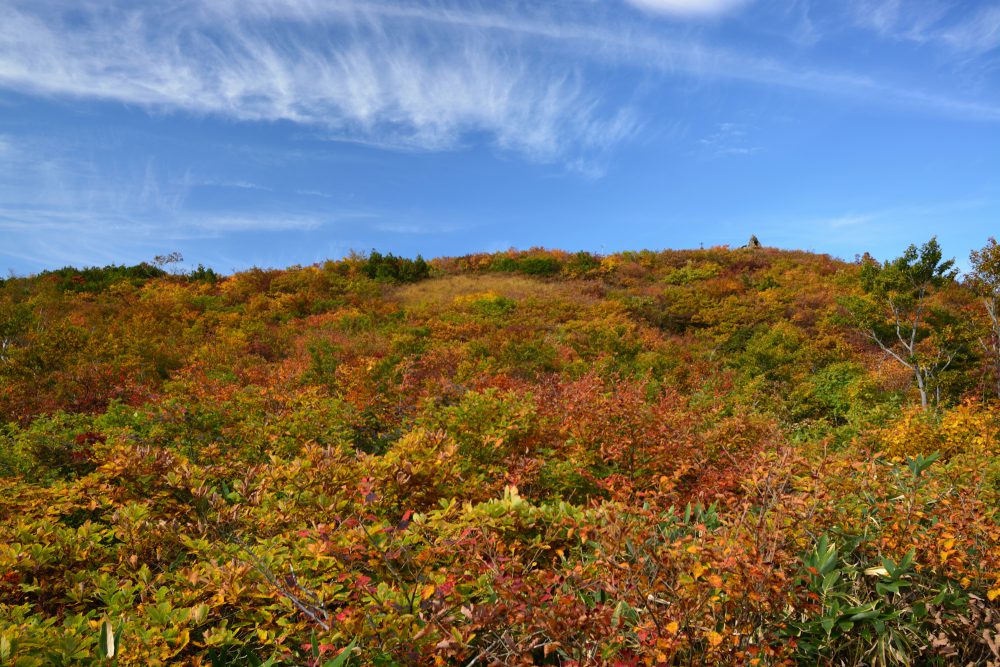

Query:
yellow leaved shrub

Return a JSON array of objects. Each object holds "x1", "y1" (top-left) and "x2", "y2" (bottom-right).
[{"x1": 880, "y1": 401, "x2": 999, "y2": 459}]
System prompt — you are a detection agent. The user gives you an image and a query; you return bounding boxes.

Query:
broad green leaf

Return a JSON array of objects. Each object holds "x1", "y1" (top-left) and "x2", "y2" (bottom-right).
[{"x1": 322, "y1": 639, "x2": 357, "y2": 667}]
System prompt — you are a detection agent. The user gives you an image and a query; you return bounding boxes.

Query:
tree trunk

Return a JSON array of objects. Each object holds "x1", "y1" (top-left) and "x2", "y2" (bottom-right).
[{"x1": 915, "y1": 368, "x2": 929, "y2": 410}]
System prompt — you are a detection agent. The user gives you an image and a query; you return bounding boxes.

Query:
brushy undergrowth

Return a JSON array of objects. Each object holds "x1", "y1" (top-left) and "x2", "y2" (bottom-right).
[{"x1": 2, "y1": 244, "x2": 1000, "y2": 666}]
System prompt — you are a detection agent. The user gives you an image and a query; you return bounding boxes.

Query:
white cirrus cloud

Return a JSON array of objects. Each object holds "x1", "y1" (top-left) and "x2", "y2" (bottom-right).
[
  {"x1": 697, "y1": 122, "x2": 761, "y2": 157},
  {"x1": 0, "y1": 1, "x2": 636, "y2": 166},
  {"x1": 940, "y1": 5, "x2": 1000, "y2": 54},
  {"x1": 849, "y1": 0, "x2": 1000, "y2": 55},
  {"x1": 623, "y1": 0, "x2": 751, "y2": 17},
  {"x1": 0, "y1": 0, "x2": 997, "y2": 175}
]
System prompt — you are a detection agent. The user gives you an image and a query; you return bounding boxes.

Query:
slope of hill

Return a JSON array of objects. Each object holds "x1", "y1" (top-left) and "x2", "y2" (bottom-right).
[{"x1": 1, "y1": 244, "x2": 999, "y2": 665}]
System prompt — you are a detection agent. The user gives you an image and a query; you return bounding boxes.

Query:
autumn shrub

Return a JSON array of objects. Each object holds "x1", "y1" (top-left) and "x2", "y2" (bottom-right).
[
  {"x1": 469, "y1": 294, "x2": 517, "y2": 319},
  {"x1": 489, "y1": 253, "x2": 562, "y2": 276},
  {"x1": 518, "y1": 256, "x2": 563, "y2": 276},
  {"x1": 0, "y1": 421, "x2": 33, "y2": 478},
  {"x1": 786, "y1": 536, "x2": 967, "y2": 666},
  {"x1": 879, "y1": 400, "x2": 999, "y2": 460},
  {"x1": 418, "y1": 389, "x2": 540, "y2": 479},
  {"x1": 303, "y1": 339, "x2": 340, "y2": 388},
  {"x1": 663, "y1": 260, "x2": 721, "y2": 285},
  {"x1": 792, "y1": 361, "x2": 864, "y2": 422},
  {"x1": 734, "y1": 321, "x2": 806, "y2": 384},
  {"x1": 533, "y1": 457, "x2": 607, "y2": 502},
  {"x1": 5, "y1": 245, "x2": 1000, "y2": 666},
  {"x1": 219, "y1": 387, "x2": 357, "y2": 460},
  {"x1": 40, "y1": 263, "x2": 166, "y2": 294},
  {"x1": 373, "y1": 428, "x2": 462, "y2": 510},
  {"x1": 784, "y1": 452, "x2": 1000, "y2": 666},
  {"x1": 185, "y1": 263, "x2": 221, "y2": 284},
  {"x1": 358, "y1": 250, "x2": 430, "y2": 283},
  {"x1": 564, "y1": 251, "x2": 602, "y2": 276},
  {"x1": 0, "y1": 412, "x2": 97, "y2": 482}
]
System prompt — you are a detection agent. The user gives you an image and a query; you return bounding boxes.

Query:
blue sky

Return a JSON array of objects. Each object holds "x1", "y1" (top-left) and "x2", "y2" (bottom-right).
[{"x1": 1, "y1": 0, "x2": 998, "y2": 274}]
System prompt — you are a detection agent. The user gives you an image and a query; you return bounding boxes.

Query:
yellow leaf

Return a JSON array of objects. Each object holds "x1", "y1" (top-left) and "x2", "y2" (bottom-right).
[
  {"x1": 189, "y1": 603, "x2": 209, "y2": 623},
  {"x1": 164, "y1": 629, "x2": 190, "y2": 659},
  {"x1": 706, "y1": 631, "x2": 723, "y2": 647},
  {"x1": 421, "y1": 584, "x2": 436, "y2": 600},
  {"x1": 987, "y1": 588, "x2": 1000, "y2": 601},
  {"x1": 666, "y1": 621, "x2": 679, "y2": 635}
]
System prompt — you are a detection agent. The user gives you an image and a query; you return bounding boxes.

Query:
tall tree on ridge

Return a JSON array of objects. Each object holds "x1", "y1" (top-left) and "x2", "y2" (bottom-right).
[
  {"x1": 843, "y1": 238, "x2": 961, "y2": 410},
  {"x1": 968, "y1": 237, "x2": 1000, "y2": 400}
]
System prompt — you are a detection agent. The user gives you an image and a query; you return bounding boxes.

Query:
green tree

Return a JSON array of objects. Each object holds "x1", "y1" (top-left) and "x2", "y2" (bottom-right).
[
  {"x1": 968, "y1": 237, "x2": 1000, "y2": 400},
  {"x1": 0, "y1": 299, "x2": 32, "y2": 367},
  {"x1": 843, "y1": 238, "x2": 960, "y2": 410}
]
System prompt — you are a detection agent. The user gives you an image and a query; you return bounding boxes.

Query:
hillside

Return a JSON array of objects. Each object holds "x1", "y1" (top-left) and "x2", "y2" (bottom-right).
[{"x1": 2, "y1": 243, "x2": 1000, "y2": 666}]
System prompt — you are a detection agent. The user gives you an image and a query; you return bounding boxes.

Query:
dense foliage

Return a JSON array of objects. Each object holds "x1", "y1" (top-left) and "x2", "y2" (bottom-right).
[{"x1": 1, "y1": 244, "x2": 999, "y2": 666}]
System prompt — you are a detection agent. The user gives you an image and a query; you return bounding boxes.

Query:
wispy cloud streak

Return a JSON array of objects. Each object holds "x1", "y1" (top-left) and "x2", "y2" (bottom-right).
[
  {"x1": 2, "y1": 0, "x2": 998, "y2": 179},
  {"x1": 849, "y1": 0, "x2": 1000, "y2": 56},
  {"x1": 623, "y1": 0, "x2": 751, "y2": 17},
  {"x1": 0, "y1": 1, "x2": 638, "y2": 164}
]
